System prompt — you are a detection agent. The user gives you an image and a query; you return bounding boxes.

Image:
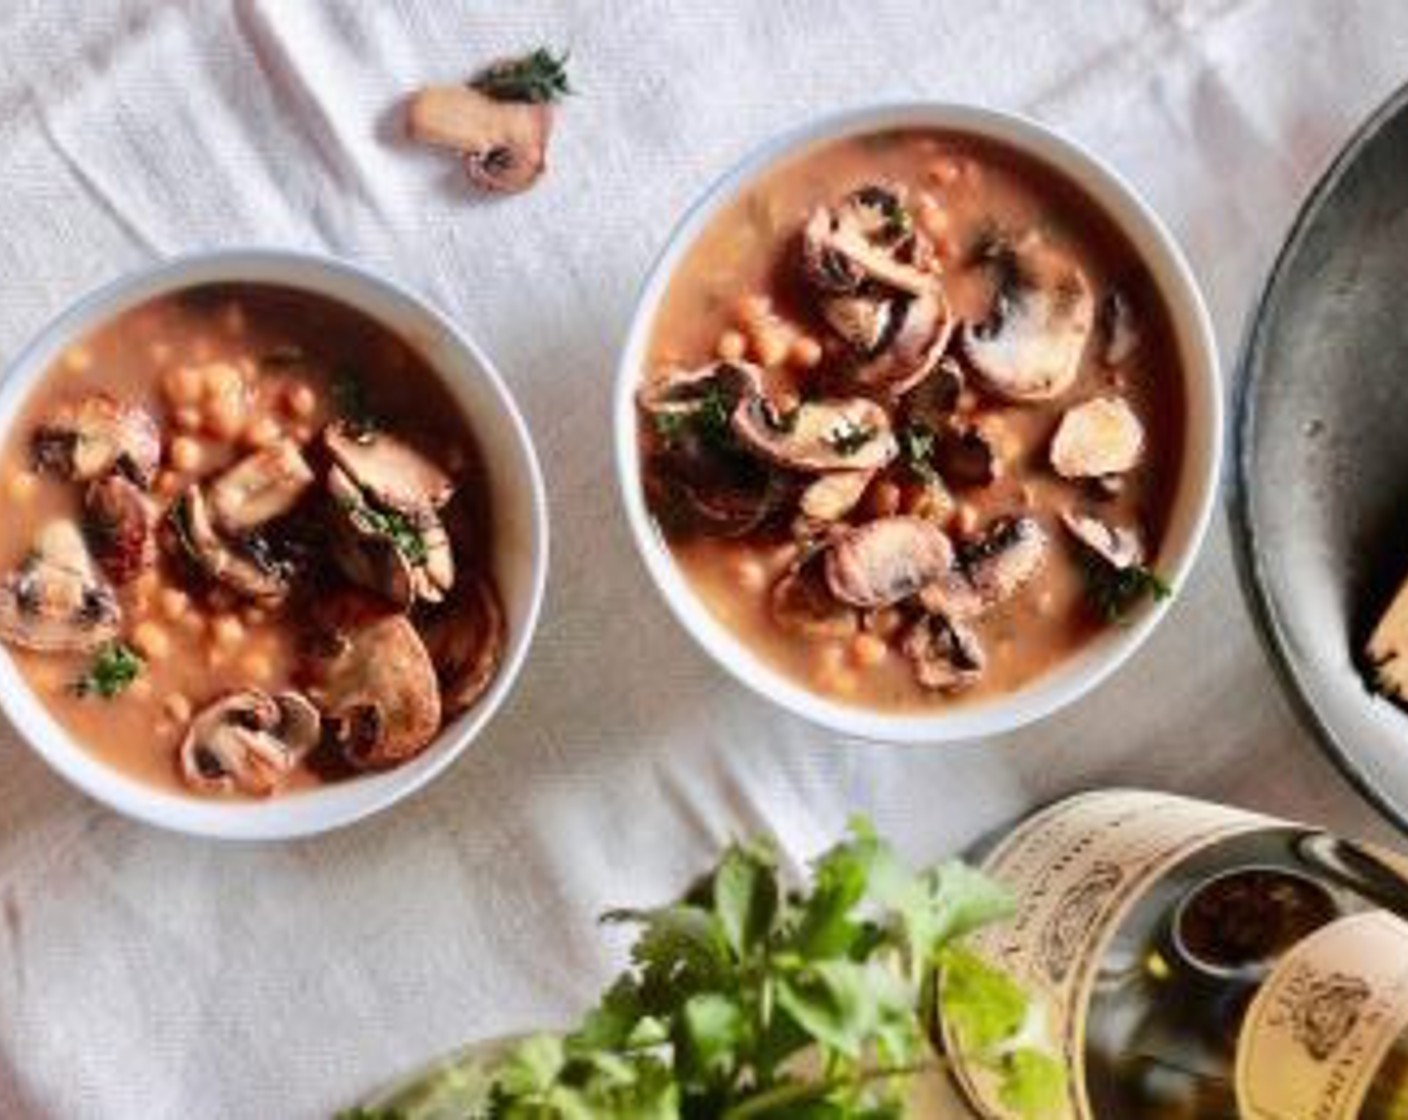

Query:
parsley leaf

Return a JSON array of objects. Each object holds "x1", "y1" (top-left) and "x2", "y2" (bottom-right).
[
  {"x1": 1082, "y1": 559, "x2": 1172, "y2": 624},
  {"x1": 898, "y1": 424, "x2": 938, "y2": 483},
  {"x1": 472, "y1": 48, "x2": 573, "y2": 105},
  {"x1": 346, "y1": 501, "x2": 428, "y2": 566},
  {"x1": 73, "y1": 641, "x2": 143, "y2": 699},
  {"x1": 353, "y1": 819, "x2": 1063, "y2": 1120},
  {"x1": 825, "y1": 420, "x2": 877, "y2": 457}
]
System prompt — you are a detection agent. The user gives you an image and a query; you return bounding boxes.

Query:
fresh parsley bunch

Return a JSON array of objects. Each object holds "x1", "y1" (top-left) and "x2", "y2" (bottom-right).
[{"x1": 350, "y1": 820, "x2": 1063, "y2": 1119}]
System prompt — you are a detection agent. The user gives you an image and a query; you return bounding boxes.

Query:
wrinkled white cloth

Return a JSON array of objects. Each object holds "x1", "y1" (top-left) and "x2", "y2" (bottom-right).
[{"x1": 0, "y1": 1, "x2": 1406, "y2": 1116}]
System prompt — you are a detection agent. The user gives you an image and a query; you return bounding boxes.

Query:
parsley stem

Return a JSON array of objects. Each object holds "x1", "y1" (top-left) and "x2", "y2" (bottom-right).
[{"x1": 720, "y1": 1062, "x2": 937, "y2": 1120}]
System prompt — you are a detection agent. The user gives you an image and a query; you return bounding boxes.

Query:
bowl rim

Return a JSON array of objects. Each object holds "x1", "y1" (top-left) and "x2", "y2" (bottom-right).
[
  {"x1": 614, "y1": 100, "x2": 1223, "y2": 743},
  {"x1": 0, "y1": 247, "x2": 550, "y2": 840},
  {"x1": 1230, "y1": 80, "x2": 1408, "y2": 834}
]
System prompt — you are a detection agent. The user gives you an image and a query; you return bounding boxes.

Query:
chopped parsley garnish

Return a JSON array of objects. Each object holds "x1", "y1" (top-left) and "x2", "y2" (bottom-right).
[
  {"x1": 471, "y1": 47, "x2": 573, "y2": 104},
  {"x1": 653, "y1": 386, "x2": 734, "y2": 451},
  {"x1": 1084, "y1": 560, "x2": 1172, "y2": 623},
  {"x1": 899, "y1": 423, "x2": 938, "y2": 482},
  {"x1": 826, "y1": 419, "x2": 876, "y2": 456},
  {"x1": 348, "y1": 501, "x2": 428, "y2": 566},
  {"x1": 74, "y1": 641, "x2": 143, "y2": 699},
  {"x1": 342, "y1": 818, "x2": 1064, "y2": 1120}
]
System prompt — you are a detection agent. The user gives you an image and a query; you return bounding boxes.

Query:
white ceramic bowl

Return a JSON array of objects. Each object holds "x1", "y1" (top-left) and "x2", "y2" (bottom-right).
[
  {"x1": 615, "y1": 103, "x2": 1221, "y2": 743},
  {"x1": 0, "y1": 249, "x2": 549, "y2": 839}
]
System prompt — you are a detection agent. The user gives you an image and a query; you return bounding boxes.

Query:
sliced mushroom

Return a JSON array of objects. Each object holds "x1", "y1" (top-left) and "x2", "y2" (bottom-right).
[
  {"x1": 84, "y1": 474, "x2": 157, "y2": 585},
  {"x1": 306, "y1": 595, "x2": 442, "y2": 771},
  {"x1": 960, "y1": 239, "x2": 1094, "y2": 402},
  {"x1": 207, "y1": 439, "x2": 315, "y2": 535},
  {"x1": 419, "y1": 570, "x2": 505, "y2": 716},
  {"x1": 801, "y1": 186, "x2": 933, "y2": 297},
  {"x1": 0, "y1": 520, "x2": 120, "y2": 652},
  {"x1": 169, "y1": 486, "x2": 289, "y2": 604},
  {"x1": 822, "y1": 294, "x2": 898, "y2": 354},
  {"x1": 934, "y1": 426, "x2": 999, "y2": 489},
  {"x1": 848, "y1": 286, "x2": 955, "y2": 396},
  {"x1": 32, "y1": 395, "x2": 160, "y2": 487},
  {"x1": 179, "y1": 689, "x2": 321, "y2": 797},
  {"x1": 825, "y1": 516, "x2": 955, "y2": 609},
  {"x1": 799, "y1": 470, "x2": 873, "y2": 522},
  {"x1": 325, "y1": 464, "x2": 456, "y2": 610},
  {"x1": 902, "y1": 614, "x2": 985, "y2": 692},
  {"x1": 1099, "y1": 289, "x2": 1141, "y2": 367},
  {"x1": 732, "y1": 397, "x2": 896, "y2": 473},
  {"x1": 406, "y1": 84, "x2": 552, "y2": 194},
  {"x1": 903, "y1": 357, "x2": 965, "y2": 427},
  {"x1": 1049, "y1": 396, "x2": 1145, "y2": 479},
  {"x1": 771, "y1": 551, "x2": 858, "y2": 640},
  {"x1": 961, "y1": 516, "x2": 1049, "y2": 605},
  {"x1": 918, "y1": 516, "x2": 1048, "y2": 619},
  {"x1": 637, "y1": 361, "x2": 764, "y2": 423},
  {"x1": 1061, "y1": 511, "x2": 1145, "y2": 570},
  {"x1": 324, "y1": 424, "x2": 454, "y2": 515}
]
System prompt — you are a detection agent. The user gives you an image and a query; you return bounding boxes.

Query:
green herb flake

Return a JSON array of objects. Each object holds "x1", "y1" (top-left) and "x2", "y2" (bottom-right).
[
  {"x1": 73, "y1": 641, "x2": 144, "y2": 699},
  {"x1": 347, "y1": 501, "x2": 428, "y2": 566},
  {"x1": 826, "y1": 420, "x2": 877, "y2": 457},
  {"x1": 1084, "y1": 560, "x2": 1172, "y2": 624},
  {"x1": 899, "y1": 424, "x2": 938, "y2": 482},
  {"x1": 471, "y1": 47, "x2": 573, "y2": 104},
  {"x1": 652, "y1": 386, "x2": 735, "y2": 452}
]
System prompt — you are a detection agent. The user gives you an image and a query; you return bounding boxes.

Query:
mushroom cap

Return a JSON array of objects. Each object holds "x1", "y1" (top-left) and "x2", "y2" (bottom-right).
[
  {"x1": 324, "y1": 424, "x2": 455, "y2": 516},
  {"x1": 960, "y1": 240, "x2": 1094, "y2": 403},
  {"x1": 1061, "y1": 510, "x2": 1145, "y2": 571},
  {"x1": 179, "y1": 689, "x2": 321, "y2": 797},
  {"x1": 732, "y1": 397, "x2": 897, "y2": 473},
  {"x1": 207, "y1": 439, "x2": 315, "y2": 535},
  {"x1": 326, "y1": 463, "x2": 456, "y2": 609},
  {"x1": 32, "y1": 395, "x2": 161, "y2": 487},
  {"x1": 1049, "y1": 395, "x2": 1145, "y2": 479},
  {"x1": 170, "y1": 485, "x2": 289, "y2": 604},
  {"x1": 801, "y1": 186, "x2": 934, "y2": 297},
  {"x1": 848, "y1": 286, "x2": 955, "y2": 396},
  {"x1": 406, "y1": 84, "x2": 552, "y2": 194},
  {"x1": 960, "y1": 516, "x2": 1049, "y2": 606},
  {"x1": 637, "y1": 361, "x2": 764, "y2": 420},
  {"x1": 84, "y1": 473, "x2": 157, "y2": 586},
  {"x1": 419, "y1": 569, "x2": 506, "y2": 716},
  {"x1": 1098, "y1": 289, "x2": 1141, "y2": 367},
  {"x1": 902, "y1": 614, "x2": 985, "y2": 692},
  {"x1": 306, "y1": 594, "x2": 442, "y2": 771},
  {"x1": 825, "y1": 516, "x2": 955, "y2": 609},
  {"x1": 0, "y1": 520, "x2": 120, "y2": 653}
]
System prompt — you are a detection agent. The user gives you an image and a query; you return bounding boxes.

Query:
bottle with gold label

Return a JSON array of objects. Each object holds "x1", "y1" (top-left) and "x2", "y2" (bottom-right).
[{"x1": 941, "y1": 790, "x2": 1408, "y2": 1120}]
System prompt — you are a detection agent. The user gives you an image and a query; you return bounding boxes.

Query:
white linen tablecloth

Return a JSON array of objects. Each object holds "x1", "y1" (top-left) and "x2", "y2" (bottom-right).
[{"x1": 1, "y1": 2, "x2": 1406, "y2": 1116}]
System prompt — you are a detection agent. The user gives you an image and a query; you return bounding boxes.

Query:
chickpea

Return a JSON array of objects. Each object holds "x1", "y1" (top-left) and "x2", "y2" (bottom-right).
[
  {"x1": 284, "y1": 383, "x2": 317, "y2": 419},
  {"x1": 155, "y1": 471, "x2": 183, "y2": 498},
  {"x1": 869, "y1": 608, "x2": 904, "y2": 640},
  {"x1": 238, "y1": 650, "x2": 274, "y2": 683},
  {"x1": 131, "y1": 620, "x2": 171, "y2": 661},
  {"x1": 173, "y1": 406, "x2": 203, "y2": 433},
  {"x1": 1034, "y1": 591, "x2": 1056, "y2": 618},
  {"x1": 734, "y1": 293, "x2": 771, "y2": 323},
  {"x1": 166, "y1": 364, "x2": 204, "y2": 406},
  {"x1": 291, "y1": 423, "x2": 315, "y2": 445},
  {"x1": 180, "y1": 612, "x2": 207, "y2": 637},
  {"x1": 163, "y1": 693, "x2": 193, "y2": 724},
  {"x1": 927, "y1": 157, "x2": 962, "y2": 186},
  {"x1": 128, "y1": 677, "x2": 154, "y2": 702},
  {"x1": 815, "y1": 663, "x2": 859, "y2": 698},
  {"x1": 848, "y1": 632, "x2": 889, "y2": 669},
  {"x1": 148, "y1": 341, "x2": 173, "y2": 365},
  {"x1": 206, "y1": 390, "x2": 247, "y2": 441},
  {"x1": 954, "y1": 502, "x2": 979, "y2": 537},
  {"x1": 63, "y1": 346, "x2": 93, "y2": 373},
  {"x1": 241, "y1": 606, "x2": 268, "y2": 627},
  {"x1": 715, "y1": 329, "x2": 747, "y2": 362},
  {"x1": 751, "y1": 323, "x2": 792, "y2": 369},
  {"x1": 191, "y1": 337, "x2": 215, "y2": 362},
  {"x1": 956, "y1": 389, "x2": 979, "y2": 414},
  {"x1": 158, "y1": 588, "x2": 190, "y2": 622},
  {"x1": 169, "y1": 436, "x2": 203, "y2": 474},
  {"x1": 7, "y1": 471, "x2": 38, "y2": 503},
  {"x1": 202, "y1": 361, "x2": 243, "y2": 399},
  {"x1": 243, "y1": 416, "x2": 282, "y2": 449},
  {"x1": 767, "y1": 542, "x2": 800, "y2": 575},
  {"x1": 212, "y1": 614, "x2": 244, "y2": 649},
  {"x1": 788, "y1": 335, "x2": 823, "y2": 370}
]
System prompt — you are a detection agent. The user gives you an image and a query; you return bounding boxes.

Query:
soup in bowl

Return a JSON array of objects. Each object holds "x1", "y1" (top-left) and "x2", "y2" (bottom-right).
[
  {"x1": 616, "y1": 105, "x2": 1220, "y2": 741},
  {"x1": 0, "y1": 251, "x2": 547, "y2": 837}
]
